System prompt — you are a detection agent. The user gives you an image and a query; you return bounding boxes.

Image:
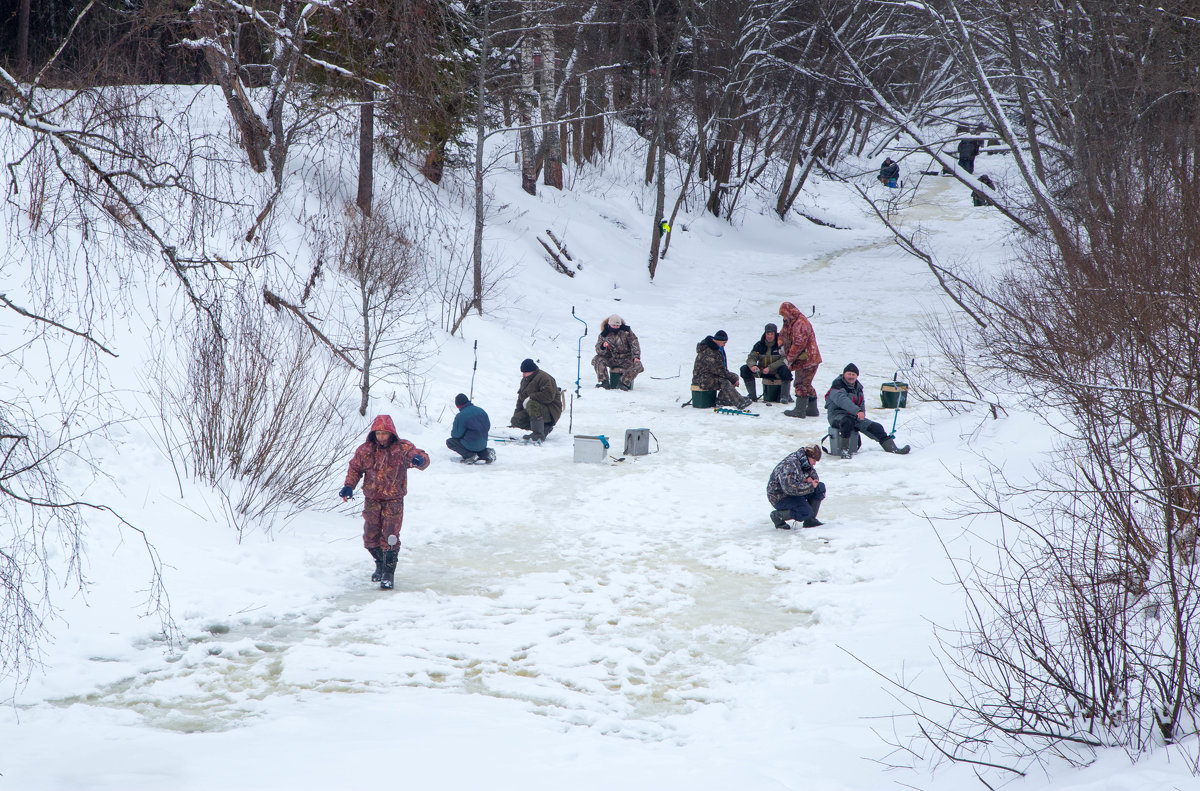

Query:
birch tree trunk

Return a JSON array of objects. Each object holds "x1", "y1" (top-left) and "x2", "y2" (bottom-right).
[{"x1": 538, "y1": 16, "x2": 562, "y2": 189}]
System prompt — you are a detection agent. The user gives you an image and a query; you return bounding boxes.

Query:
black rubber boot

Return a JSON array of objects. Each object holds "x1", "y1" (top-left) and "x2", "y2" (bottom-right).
[
  {"x1": 745, "y1": 377, "x2": 758, "y2": 402},
  {"x1": 380, "y1": 550, "x2": 398, "y2": 590},
  {"x1": 523, "y1": 417, "x2": 546, "y2": 443},
  {"x1": 802, "y1": 499, "x2": 823, "y2": 528},
  {"x1": 881, "y1": 438, "x2": 910, "y2": 455},
  {"x1": 782, "y1": 404, "x2": 806, "y2": 418},
  {"x1": 770, "y1": 510, "x2": 792, "y2": 530},
  {"x1": 805, "y1": 396, "x2": 819, "y2": 417},
  {"x1": 368, "y1": 547, "x2": 384, "y2": 582}
]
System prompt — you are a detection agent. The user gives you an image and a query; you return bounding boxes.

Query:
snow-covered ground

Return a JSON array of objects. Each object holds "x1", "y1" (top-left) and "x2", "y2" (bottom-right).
[{"x1": 0, "y1": 116, "x2": 1189, "y2": 790}]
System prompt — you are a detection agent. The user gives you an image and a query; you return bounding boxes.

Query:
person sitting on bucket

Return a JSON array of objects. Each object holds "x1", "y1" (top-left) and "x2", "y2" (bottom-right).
[
  {"x1": 824, "y1": 363, "x2": 910, "y2": 458},
  {"x1": 592, "y1": 314, "x2": 643, "y2": 390},
  {"x1": 878, "y1": 157, "x2": 899, "y2": 188},
  {"x1": 768, "y1": 444, "x2": 826, "y2": 529},
  {"x1": 447, "y1": 393, "x2": 495, "y2": 464},
  {"x1": 738, "y1": 322, "x2": 793, "y2": 403},
  {"x1": 339, "y1": 415, "x2": 430, "y2": 590},
  {"x1": 510, "y1": 358, "x2": 562, "y2": 442},
  {"x1": 692, "y1": 330, "x2": 753, "y2": 409}
]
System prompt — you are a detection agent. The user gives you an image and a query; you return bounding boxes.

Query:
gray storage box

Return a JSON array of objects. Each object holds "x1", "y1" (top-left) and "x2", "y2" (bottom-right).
[
  {"x1": 623, "y1": 428, "x2": 650, "y2": 456},
  {"x1": 827, "y1": 430, "x2": 861, "y2": 457},
  {"x1": 573, "y1": 435, "x2": 610, "y2": 463}
]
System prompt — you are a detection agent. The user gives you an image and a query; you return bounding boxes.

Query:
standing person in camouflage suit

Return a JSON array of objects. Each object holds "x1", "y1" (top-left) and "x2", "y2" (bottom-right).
[
  {"x1": 692, "y1": 330, "x2": 753, "y2": 409},
  {"x1": 767, "y1": 444, "x2": 826, "y2": 529},
  {"x1": 592, "y1": 314, "x2": 644, "y2": 390},
  {"x1": 339, "y1": 415, "x2": 430, "y2": 590},
  {"x1": 779, "y1": 301, "x2": 822, "y2": 418},
  {"x1": 737, "y1": 322, "x2": 793, "y2": 403},
  {"x1": 510, "y1": 358, "x2": 563, "y2": 442}
]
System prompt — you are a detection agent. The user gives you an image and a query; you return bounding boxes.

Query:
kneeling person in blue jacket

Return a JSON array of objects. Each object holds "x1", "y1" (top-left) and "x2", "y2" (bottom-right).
[{"x1": 447, "y1": 393, "x2": 496, "y2": 463}]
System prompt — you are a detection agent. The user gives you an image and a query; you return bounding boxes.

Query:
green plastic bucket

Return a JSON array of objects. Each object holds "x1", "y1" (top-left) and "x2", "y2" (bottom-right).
[
  {"x1": 880, "y1": 381, "x2": 908, "y2": 409},
  {"x1": 690, "y1": 386, "x2": 716, "y2": 408},
  {"x1": 762, "y1": 382, "x2": 782, "y2": 402},
  {"x1": 609, "y1": 370, "x2": 625, "y2": 388}
]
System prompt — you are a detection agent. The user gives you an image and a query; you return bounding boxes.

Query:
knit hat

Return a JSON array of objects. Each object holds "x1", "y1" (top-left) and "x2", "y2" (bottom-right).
[
  {"x1": 454, "y1": 393, "x2": 469, "y2": 408},
  {"x1": 805, "y1": 444, "x2": 822, "y2": 462},
  {"x1": 607, "y1": 314, "x2": 624, "y2": 327},
  {"x1": 520, "y1": 358, "x2": 538, "y2": 373},
  {"x1": 843, "y1": 363, "x2": 859, "y2": 375},
  {"x1": 713, "y1": 330, "x2": 728, "y2": 341},
  {"x1": 764, "y1": 322, "x2": 778, "y2": 334}
]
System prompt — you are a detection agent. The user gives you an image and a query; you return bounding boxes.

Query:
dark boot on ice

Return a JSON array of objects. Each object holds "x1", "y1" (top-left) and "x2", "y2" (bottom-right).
[
  {"x1": 380, "y1": 550, "x2": 398, "y2": 590},
  {"x1": 736, "y1": 396, "x2": 754, "y2": 410},
  {"x1": 745, "y1": 378, "x2": 758, "y2": 402},
  {"x1": 782, "y1": 404, "x2": 806, "y2": 418},
  {"x1": 482, "y1": 448, "x2": 497, "y2": 464},
  {"x1": 801, "y1": 499, "x2": 823, "y2": 528},
  {"x1": 523, "y1": 417, "x2": 547, "y2": 443},
  {"x1": 770, "y1": 510, "x2": 792, "y2": 530},
  {"x1": 805, "y1": 397, "x2": 819, "y2": 417},
  {"x1": 778, "y1": 391, "x2": 794, "y2": 404},
  {"x1": 460, "y1": 452, "x2": 478, "y2": 464},
  {"x1": 368, "y1": 547, "x2": 384, "y2": 582},
  {"x1": 881, "y1": 437, "x2": 910, "y2": 455}
]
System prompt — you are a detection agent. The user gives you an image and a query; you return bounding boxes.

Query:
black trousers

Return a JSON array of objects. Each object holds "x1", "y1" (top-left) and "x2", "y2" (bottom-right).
[
  {"x1": 832, "y1": 414, "x2": 889, "y2": 443},
  {"x1": 446, "y1": 437, "x2": 478, "y2": 459}
]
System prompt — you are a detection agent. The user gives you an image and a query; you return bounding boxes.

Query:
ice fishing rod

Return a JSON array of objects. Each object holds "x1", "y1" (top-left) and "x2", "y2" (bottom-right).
[
  {"x1": 890, "y1": 358, "x2": 914, "y2": 436},
  {"x1": 569, "y1": 307, "x2": 587, "y2": 433},
  {"x1": 469, "y1": 340, "x2": 478, "y2": 399}
]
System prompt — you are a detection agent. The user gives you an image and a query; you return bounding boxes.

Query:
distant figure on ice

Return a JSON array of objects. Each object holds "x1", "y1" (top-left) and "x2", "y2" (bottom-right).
[
  {"x1": 824, "y1": 364, "x2": 910, "y2": 458},
  {"x1": 447, "y1": 393, "x2": 495, "y2": 464},
  {"x1": 692, "y1": 330, "x2": 753, "y2": 409},
  {"x1": 768, "y1": 444, "x2": 826, "y2": 530},
  {"x1": 738, "y1": 322, "x2": 793, "y2": 403},
  {"x1": 957, "y1": 127, "x2": 983, "y2": 174},
  {"x1": 878, "y1": 157, "x2": 899, "y2": 188},
  {"x1": 971, "y1": 174, "x2": 995, "y2": 207},
  {"x1": 592, "y1": 314, "x2": 643, "y2": 390},
  {"x1": 779, "y1": 302, "x2": 822, "y2": 418},
  {"x1": 339, "y1": 415, "x2": 430, "y2": 590},
  {"x1": 510, "y1": 358, "x2": 562, "y2": 442}
]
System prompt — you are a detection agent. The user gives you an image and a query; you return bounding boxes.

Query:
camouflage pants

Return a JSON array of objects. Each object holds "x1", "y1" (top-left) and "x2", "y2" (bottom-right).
[
  {"x1": 791, "y1": 364, "x2": 820, "y2": 399},
  {"x1": 362, "y1": 498, "x2": 404, "y2": 549},
  {"x1": 511, "y1": 398, "x2": 553, "y2": 429},
  {"x1": 592, "y1": 353, "x2": 644, "y2": 385},
  {"x1": 716, "y1": 378, "x2": 746, "y2": 406}
]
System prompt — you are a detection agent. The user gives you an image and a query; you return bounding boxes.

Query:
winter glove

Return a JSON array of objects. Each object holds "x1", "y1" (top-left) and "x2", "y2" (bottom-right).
[
  {"x1": 411, "y1": 454, "x2": 426, "y2": 467},
  {"x1": 523, "y1": 397, "x2": 532, "y2": 409},
  {"x1": 339, "y1": 486, "x2": 354, "y2": 499}
]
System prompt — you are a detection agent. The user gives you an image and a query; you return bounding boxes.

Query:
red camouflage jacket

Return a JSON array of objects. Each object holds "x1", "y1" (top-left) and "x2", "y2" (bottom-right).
[
  {"x1": 778, "y1": 301, "x2": 822, "y2": 368},
  {"x1": 344, "y1": 415, "x2": 430, "y2": 501}
]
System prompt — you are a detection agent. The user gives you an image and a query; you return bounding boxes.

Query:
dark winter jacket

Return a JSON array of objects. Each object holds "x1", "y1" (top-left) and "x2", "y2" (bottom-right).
[
  {"x1": 692, "y1": 336, "x2": 738, "y2": 390},
  {"x1": 767, "y1": 449, "x2": 821, "y2": 507},
  {"x1": 824, "y1": 375, "x2": 866, "y2": 427},
  {"x1": 516, "y1": 368, "x2": 563, "y2": 424},
  {"x1": 878, "y1": 159, "x2": 899, "y2": 183},
  {"x1": 344, "y1": 414, "x2": 430, "y2": 501},
  {"x1": 451, "y1": 401, "x2": 491, "y2": 453},
  {"x1": 779, "y1": 302, "x2": 822, "y2": 368},
  {"x1": 745, "y1": 333, "x2": 787, "y2": 372},
  {"x1": 595, "y1": 324, "x2": 642, "y2": 364},
  {"x1": 957, "y1": 138, "x2": 981, "y2": 161}
]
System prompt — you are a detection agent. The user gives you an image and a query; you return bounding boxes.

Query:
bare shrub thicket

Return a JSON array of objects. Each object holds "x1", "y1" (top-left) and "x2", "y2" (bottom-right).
[{"x1": 163, "y1": 294, "x2": 358, "y2": 540}]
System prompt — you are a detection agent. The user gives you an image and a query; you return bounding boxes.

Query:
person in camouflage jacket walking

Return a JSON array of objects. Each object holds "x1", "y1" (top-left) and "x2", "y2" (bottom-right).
[
  {"x1": 340, "y1": 414, "x2": 430, "y2": 589},
  {"x1": 779, "y1": 301, "x2": 822, "y2": 418},
  {"x1": 767, "y1": 444, "x2": 826, "y2": 529},
  {"x1": 692, "y1": 330, "x2": 753, "y2": 409},
  {"x1": 592, "y1": 314, "x2": 644, "y2": 390}
]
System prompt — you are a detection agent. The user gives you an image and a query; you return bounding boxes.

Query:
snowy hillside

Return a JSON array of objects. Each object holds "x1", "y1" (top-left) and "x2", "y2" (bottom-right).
[{"x1": 0, "y1": 99, "x2": 1189, "y2": 791}]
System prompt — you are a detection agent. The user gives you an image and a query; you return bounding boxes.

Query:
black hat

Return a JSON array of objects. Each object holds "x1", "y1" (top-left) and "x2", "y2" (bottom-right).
[
  {"x1": 713, "y1": 330, "x2": 728, "y2": 341},
  {"x1": 843, "y1": 363, "x2": 859, "y2": 375},
  {"x1": 454, "y1": 393, "x2": 469, "y2": 407},
  {"x1": 764, "y1": 323, "x2": 778, "y2": 334},
  {"x1": 520, "y1": 358, "x2": 538, "y2": 373}
]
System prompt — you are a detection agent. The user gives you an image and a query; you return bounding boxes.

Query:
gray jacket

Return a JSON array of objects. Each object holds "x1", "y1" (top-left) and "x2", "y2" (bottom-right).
[{"x1": 824, "y1": 375, "x2": 866, "y2": 426}]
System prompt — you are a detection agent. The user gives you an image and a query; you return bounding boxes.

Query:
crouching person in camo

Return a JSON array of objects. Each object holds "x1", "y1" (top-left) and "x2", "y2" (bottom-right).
[
  {"x1": 825, "y1": 363, "x2": 910, "y2": 458},
  {"x1": 510, "y1": 358, "x2": 563, "y2": 442},
  {"x1": 768, "y1": 444, "x2": 826, "y2": 529},
  {"x1": 692, "y1": 330, "x2": 753, "y2": 409},
  {"x1": 339, "y1": 414, "x2": 430, "y2": 590}
]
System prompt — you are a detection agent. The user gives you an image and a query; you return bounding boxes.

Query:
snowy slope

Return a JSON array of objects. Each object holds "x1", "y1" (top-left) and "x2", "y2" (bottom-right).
[{"x1": 0, "y1": 110, "x2": 1189, "y2": 791}]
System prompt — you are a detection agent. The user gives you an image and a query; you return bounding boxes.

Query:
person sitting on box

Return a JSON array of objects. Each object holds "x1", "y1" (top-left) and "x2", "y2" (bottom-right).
[
  {"x1": 738, "y1": 322, "x2": 793, "y2": 403},
  {"x1": 824, "y1": 363, "x2": 910, "y2": 458}
]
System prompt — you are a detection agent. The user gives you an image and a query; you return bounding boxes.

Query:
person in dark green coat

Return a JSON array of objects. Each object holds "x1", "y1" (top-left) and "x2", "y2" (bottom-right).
[
  {"x1": 510, "y1": 358, "x2": 562, "y2": 442},
  {"x1": 446, "y1": 393, "x2": 495, "y2": 463}
]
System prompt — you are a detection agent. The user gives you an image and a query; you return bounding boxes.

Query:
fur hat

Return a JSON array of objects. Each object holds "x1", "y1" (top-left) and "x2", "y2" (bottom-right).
[
  {"x1": 607, "y1": 314, "x2": 624, "y2": 327},
  {"x1": 520, "y1": 358, "x2": 538, "y2": 373},
  {"x1": 713, "y1": 330, "x2": 728, "y2": 341},
  {"x1": 454, "y1": 393, "x2": 469, "y2": 408},
  {"x1": 805, "y1": 444, "x2": 822, "y2": 462},
  {"x1": 764, "y1": 322, "x2": 778, "y2": 334},
  {"x1": 843, "y1": 363, "x2": 859, "y2": 375}
]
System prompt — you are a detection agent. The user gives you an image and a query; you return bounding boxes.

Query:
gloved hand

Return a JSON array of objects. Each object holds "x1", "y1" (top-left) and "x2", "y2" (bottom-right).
[
  {"x1": 523, "y1": 397, "x2": 532, "y2": 409},
  {"x1": 339, "y1": 486, "x2": 354, "y2": 499},
  {"x1": 411, "y1": 454, "x2": 426, "y2": 467}
]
